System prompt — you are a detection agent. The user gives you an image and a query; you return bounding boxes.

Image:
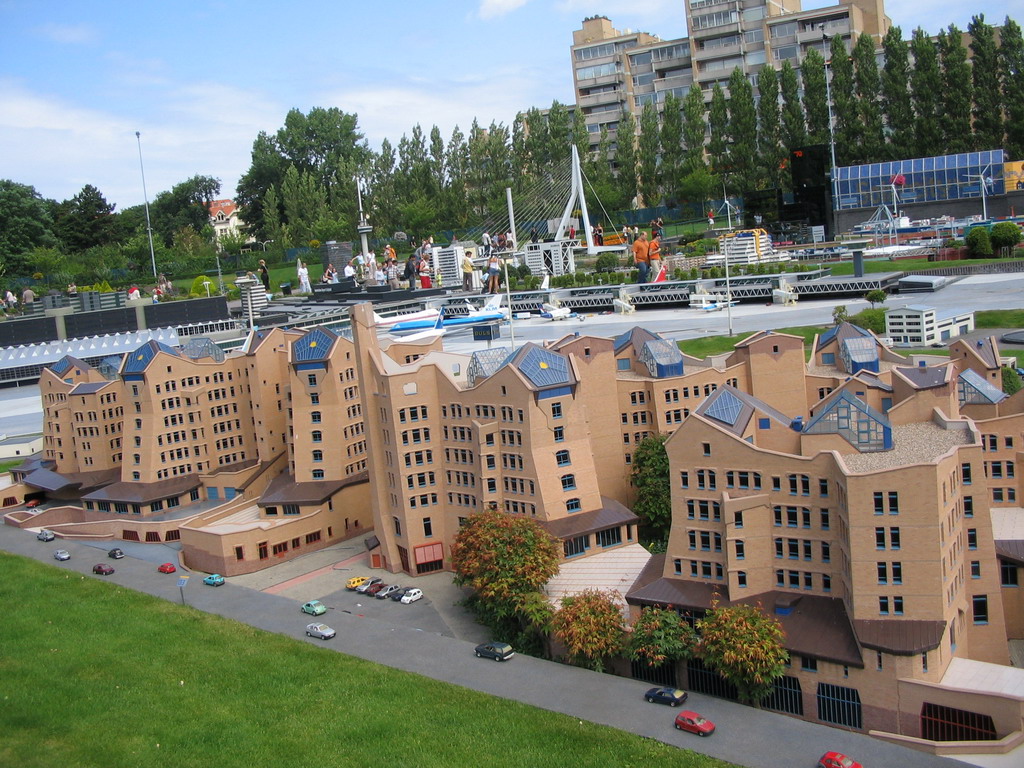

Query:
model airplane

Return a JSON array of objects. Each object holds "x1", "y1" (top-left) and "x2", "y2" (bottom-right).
[
  {"x1": 540, "y1": 303, "x2": 575, "y2": 321},
  {"x1": 388, "y1": 295, "x2": 507, "y2": 335},
  {"x1": 373, "y1": 307, "x2": 440, "y2": 329}
]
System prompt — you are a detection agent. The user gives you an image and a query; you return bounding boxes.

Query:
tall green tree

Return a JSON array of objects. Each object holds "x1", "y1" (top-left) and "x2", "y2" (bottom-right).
[
  {"x1": 756, "y1": 65, "x2": 784, "y2": 190},
  {"x1": 707, "y1": 84, "x2": 730, "y2": 177},
  {"x1": 631, "y1": 435, "x2": 671, "y2": 540},
  {"x1": 828, "y1": 35, "x2": 857, "y2": 166},
  {"x1": 938, "y1": 25, "x2": 974, "y2": 154},
  {"x1": 0, "y1": 182, "x2": 55, "y2": 260},
  {"x1": 235, "y1": 131, "x2": 288, "y2": 241},
  {"x1": 450, "y1": 508, "x2": 561, "y2": 618},
  {"x1": 880, "y1": 26, "x2": 914, "y2": 160},
  {"x1": 149, "y1": 175, "x2": 220, "y2": 247},
  {"x1": 280, "y1": 165, "x2": 329, "y2": 246},
  {"x1": 637, "y1": 103, "x2": 661, "y2": 206},
  {"x1": 697, "y1": 599, "x2": 789, "y2": 706},
  {"x1": 779, "y1": 60, "x2": 806, "y2": 160},
  {"x1": 546, "y1": 100, "x2": 573, "y2": 167},
  {"x1": 629, "y1": 606, "x2": 698, "y2": 668},
  {"x1": 727, "y1": 67, "x2": 759, "y2": 194},
  {"x1": 552, "y1": 589, "x2": 625, "y2": 673},
  {"x1": 910, "y1": 28, "x2": 943, "y2": 159},
  {"x1": 969, "y1": 15, "x2": 1003, "y2": 150},
  {"x1": 851, "y1": 33, "x2": 885, "y2": 164},
  {"x1": 1002, "y1": 17, "x2": 1024, "y2": 159},
  {"x1": 682, "y1": 84, "x2": 707, "y2": 175},
  {"x1": 571, "y1": 108, "x2": 589, "y2": 166},
  {"x1": 800, "y1": 47, "x2": 830, "y2": 146},
  {"x1": 615, "y1": 109, "x2": 639, "y2": 209},
  {"x1": 660, "y1": 92, "x2": 685, "y2": 205},
  {"x1": 52, "y1": 184, "x2": 116, "y2": 253}
]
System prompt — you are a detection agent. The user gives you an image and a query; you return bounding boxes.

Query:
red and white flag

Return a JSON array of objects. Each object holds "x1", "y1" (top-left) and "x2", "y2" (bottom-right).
[{"x1": 652, "y1": 265, "x2": 667, "y2": 283}]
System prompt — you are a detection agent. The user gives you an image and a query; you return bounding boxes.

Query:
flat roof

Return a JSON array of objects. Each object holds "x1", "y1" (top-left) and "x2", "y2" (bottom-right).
[
  {"x1": 840, "y1": 421, "x2": 971, "y2": 473},
  {"x1": 940, "y1": 657, "x2": 1024, "y2": 700},
  {"x1": 544, "y1": 543, "x2": 652, "y2": 619}
]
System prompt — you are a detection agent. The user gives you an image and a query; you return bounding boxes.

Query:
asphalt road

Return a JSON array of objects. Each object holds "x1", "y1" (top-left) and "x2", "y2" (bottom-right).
[{"x1": 2, "y1": 523, "x2": 972, "y2": 768}]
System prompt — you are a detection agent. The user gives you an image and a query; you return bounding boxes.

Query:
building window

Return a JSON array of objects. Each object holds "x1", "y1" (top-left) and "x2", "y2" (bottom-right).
[
  {"x1": 560, "y1": 474, "x2": 576, "y2": 491},
  {"x1": 312, "y1": 430, "x2": 322, "y2": 442},
  {"x1": 566, "y1": 498, "x2": 582, "y2": 513},
  {"x1": 555, "y1": 450, "x2": 571, "y2": 466},
  {"x1": 971, "y1": 561, "x2": 981, "y2": 579},
  {"x1": 801, "y1": 656, "x2": 818, "y2": 672},
  {"x1": 702, "y1": 442, "x2": 711, "y2": 456},
  {"x1": 423, "y1": 517, "x2": 433, "y2": 537},
  {"x1": 972, "y1": 595, "x2": 988, "y2": 624},
  {"x1": 893, "y1": 596, "x2": 904, "y2": 615},
  {"x1": 1001, "y1": 561, "x2": 1019, "y2": 587},
  {"x1": 312, "y1": 469, "x2": 324, "y2": 479},
  {"x1": 312, "y1": 450, "x2": 323, "y2": 462},
  {"x1": 879, "y1": 597, "x2": 890, "y2": 615},
  {"x1": 393, "y1": 516, "x2": 402, "y2": 536},
  {"x1": 564, "y1": 535, "x2": 588, "y2": 557},
  {"x1": 553, "y1": 426, "x2": 564, "y2": 442},
  {"x1": 735, "y1": 540, "x2": 745, "y2": 559},
  {"x1": 551, "y1": 402, "x2": 563, "y2": 419},
  {"x1": 596, "y1": 527, "x2": 622, "y2": 547},
  {"x1": 967, "y1": 528, "x2": 977, "y2": 549},
  {"x1": 311, "y1": 411, "x2": 322, "y2": 423}
]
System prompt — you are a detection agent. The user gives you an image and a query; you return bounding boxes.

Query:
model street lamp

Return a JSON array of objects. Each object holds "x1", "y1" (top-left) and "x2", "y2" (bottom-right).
[{"x1": 135, "y1": 131, "x2": 158, "y2": 278}]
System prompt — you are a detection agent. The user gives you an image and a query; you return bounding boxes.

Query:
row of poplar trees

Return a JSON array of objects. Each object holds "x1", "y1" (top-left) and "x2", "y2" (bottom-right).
[{"x1": 236, "y1": 15, "x2": 1023, "y2": 246}]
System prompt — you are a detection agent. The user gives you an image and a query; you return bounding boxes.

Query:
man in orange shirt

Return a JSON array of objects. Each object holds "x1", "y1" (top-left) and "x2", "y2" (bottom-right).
[
  {"x1": 632, "y1": 230, "x2": 650, "y2": 283},
  {"x1": 647, "y1": 233, "x2": 662, "y2": 282}
]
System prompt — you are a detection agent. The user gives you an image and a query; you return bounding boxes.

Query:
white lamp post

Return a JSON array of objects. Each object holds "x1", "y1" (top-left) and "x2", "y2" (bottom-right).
[{"x1": 135, "y1": 131, "x2": 158, "y2": 278}]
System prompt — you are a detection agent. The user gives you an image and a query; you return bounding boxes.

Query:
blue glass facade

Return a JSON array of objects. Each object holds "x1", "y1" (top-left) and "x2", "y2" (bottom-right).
[{"x1": 834, "y1": 150, "x2": 1005, "y2": 211}]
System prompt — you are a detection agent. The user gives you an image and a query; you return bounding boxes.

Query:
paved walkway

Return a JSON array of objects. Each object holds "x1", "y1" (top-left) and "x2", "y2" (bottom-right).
[{"x1": 2, "y1": 522, "x2": 994, "y2": 768}]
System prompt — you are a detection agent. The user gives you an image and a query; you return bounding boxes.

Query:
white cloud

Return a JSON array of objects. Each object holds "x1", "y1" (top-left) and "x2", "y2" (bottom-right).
[
  {"x1": 35, "y1": 22, "x2": 98, "y2": 44},
  {"x1": 479, "y1": 0, "x2": 531, "y2": 20},
  {"x1": 0, "y1": 78, "x2": 283, "y2": 206}
]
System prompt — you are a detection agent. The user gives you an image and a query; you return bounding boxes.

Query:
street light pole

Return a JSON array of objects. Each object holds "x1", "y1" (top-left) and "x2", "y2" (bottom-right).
[
  {"x1": 822, "y1": 34, "x2": 840, "y2": 234},
  {"x1": 135, "y1": 131, "x2": 158, "y2": 279}
]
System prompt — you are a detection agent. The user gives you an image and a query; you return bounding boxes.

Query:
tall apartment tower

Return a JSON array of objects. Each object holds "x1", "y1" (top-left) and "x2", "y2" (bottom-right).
[{"x1": 570, "y1": 2, "x2": 890, "y2": 153}]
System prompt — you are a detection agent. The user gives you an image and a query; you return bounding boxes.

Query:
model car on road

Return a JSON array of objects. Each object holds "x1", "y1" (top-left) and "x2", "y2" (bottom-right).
[
  {"x1": 203, "y1": 574, "x2": 226, "y2": 587},
  {"x1": 388, "y1": 587, "x2": 410, "y2": 601},
  {"x1": 26, "y1": 499, "x2": 43, "y2": 508},
  {"x1": 108, "y1": 547, "x2": 125, "y2": 559},
  {"x1": 818, "y1": 752, "x2": 863, "y2": 768},
  {"x1": 376, "y1": 584, "x2": 402, "y2": 599},
  {"x1": 36, "y1": 529, "x2": 55, "y2": 542},
  {"x1": 645, "y1": 686, "x2": 688, "y2": 706},
  {"x1": 92, "y1": 564, "x2": 115, "y2": 575},
  {"x1": 305, "y1": 623, "x2": 336, "y2": 640},
  {"x1": 302, "y1": 600, "x2": 327, "y2": 616},
  {"x1": 674, "y1": 710, "x2": 715, "y2": 736},
  {"x1": 365, "y1": 581, "x2": 388, "y2": 596},
  {"x1": 53, "y1": 549, "x2": 70, "y2": 561},
  {"x1": 400, "y1": 588, "x2": 423, "y2": 604},
  {"x1": 157, "y1": 562, "x2": 177, "y2": 574},
  {"x1": 474, "y1": 642, "x2": 515, "y2": 661},
  {"x1": 345, "y1": 575, "x2": 369, "y2": 590},
  {"x1": 355, "y1": 577, "x2": 383, "y2": 594}
]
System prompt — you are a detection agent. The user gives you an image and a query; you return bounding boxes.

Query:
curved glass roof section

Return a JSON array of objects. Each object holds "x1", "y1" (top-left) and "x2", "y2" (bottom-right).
[
  {"x1": 467, "y1": 347, "x2": 511, "y2": 388},
  {"x1": 958, "y1": 368, "x2": 1007, "y2": 405},
  {"x1": 804, "y1": 390, "x2": 892, "y2": 452},
  {"x1": 639, "y1": 339, "x2": 684, "y2": 378},
  {"x1": 182, "y1": 337, "x2": 226, "y2": 363},
  {"x1": 49, "y1": 357, "x2": 72, "y2": 375},
  {"x1": 292, "y1": 327, "x2": 337, "y2": 363}
]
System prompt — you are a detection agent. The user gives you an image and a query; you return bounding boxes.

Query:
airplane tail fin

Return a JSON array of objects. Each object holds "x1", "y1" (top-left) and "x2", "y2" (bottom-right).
[
  {"x1": 433, "y1": 308, "x2": 445, "y2": 329},
  {"x1": 372, "y1": 311, "x2": 385, "y2": 325},
  {"x1": 483, "y1": 294, "x2": 502, "y2": 311},
  {"x1": 540, "y1": 275, "x2": 550, "y2": 291}
]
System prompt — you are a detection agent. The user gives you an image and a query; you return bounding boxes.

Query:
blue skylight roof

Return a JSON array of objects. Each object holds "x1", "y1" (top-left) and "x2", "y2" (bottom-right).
[
  {"x1": 705, "y1": 388, "x2": 745, "y2": 426},
  {"x1": 293, "y1": 328, "x2": 337, "y2": 363},
  {"x1": 957, "y1": 368, "x2": 1007, "y2": 405},
  {"x1": 122, "y1": 341, "x2": 178, "y2": 373},
  {"x1": 515, "y1": 346, "x2": 571, "y2": 389}
]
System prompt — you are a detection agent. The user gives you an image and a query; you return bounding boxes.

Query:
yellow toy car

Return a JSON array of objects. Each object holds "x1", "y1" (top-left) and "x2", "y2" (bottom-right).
[{"x1": 346, "y1": 575, "x2": 370, "y2": 590}]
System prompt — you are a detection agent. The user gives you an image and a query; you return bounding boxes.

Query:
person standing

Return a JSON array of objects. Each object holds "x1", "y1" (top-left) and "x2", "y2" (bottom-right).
[
  {"x1": 482, "y1": 231, "x2": 492, "y2": 258},
  {"x1": 485, "y1": 253, "x2": 501, "y2": 294},
  {"x1": 461, "y1": 251, "x2": 475, "y2": 292},
  {"x1": 21, "y1": 286, "x2": 35, "y2": 306},
  {"x1": 568, "y1": 224, "x2": 576, "y2": 241},
  {"x1": 418, "y1": 255, "x2": 433, "y2": 289},
  {"x1": 297, "y1": 259, "x2": 312, "y2": 293},
  {"x1": 385, "y1": 258, "x2": 401, "y2": 290},
  {"x1": 258, "y1": 259, "x2": 270, "y2": 291},
  {"x1": 596, "y1": 223, "x2": 604, "y2": 246},
  {"x1": 647, "y1": 233, "x2": 662, "y2": 282},
  {"x1": 529, "y1": 227, "x2": 538, "y2": 244},
  {"x1": 632, "y1": 231, "x2": 650, "y2": 284},
  {"x1": 405, "y1": 255, "x2": 418, "y2": 290}
]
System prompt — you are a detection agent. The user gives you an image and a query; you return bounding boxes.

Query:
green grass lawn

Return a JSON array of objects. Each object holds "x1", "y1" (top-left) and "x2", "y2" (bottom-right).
[
  {"x1": 0, "y1": 553, "x2": 734, "y2": 768},
  {"x1": 679, "y1": 325, "x2": 828, "y2": 360},
  {"x1": 0, "y1": 458, "x2": 25, "y2": 474}
]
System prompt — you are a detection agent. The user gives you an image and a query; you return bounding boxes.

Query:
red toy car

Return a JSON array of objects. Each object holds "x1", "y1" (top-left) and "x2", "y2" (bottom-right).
[
  {"x1": 674, "y1": 710, "x2": 716, "y2": 737},
  {"x1": 26, "y1": 499, "x2": 42, "y2": 508},
  {"x1": 157, "y1": 562, "x2": 177, "y2": 574},
  {"x1": 92, "y1": 564, "x2": 115, "y2": 576},
  {"x1": 818, "y1": 752, "x2": 863, "y2": 768}
]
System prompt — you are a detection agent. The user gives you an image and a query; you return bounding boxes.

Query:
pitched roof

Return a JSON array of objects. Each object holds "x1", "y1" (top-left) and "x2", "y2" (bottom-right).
[
  {"x1": 83, "y1": 474, "x2": 200, "y2": 504},
  {"x1": 693, "y1": 385, "x2": 795, "y2": 436},
  {"x1": 894, "y1": 364, "x2": 951, "y2": 390},
  {"x1": 853, "y1": 619, "x2": 946, "y2": 655},
  {"x1": 613, "y1": 327, "x2": 661, "y2": 354},
  {"x1": 501, "y1": 343, "x2": 576, "y2": 392},
  {"x1": 540, "y1": 497, "x2": 638, "y2": 540},
  {"x1": 259, "y1": 470, "x2": 368, "y2": 505}
]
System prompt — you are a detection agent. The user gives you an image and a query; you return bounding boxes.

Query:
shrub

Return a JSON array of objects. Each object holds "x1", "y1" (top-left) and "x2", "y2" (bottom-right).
[
  {"x1": 990, "y1": 222, "x2": 1022, "y2": 252},
  {"x1": 965, "y1": 227, "x2": 993, "y2": 258},
  {"x1": 595, "y1": 253, "x2": 620, "y2": 272}
]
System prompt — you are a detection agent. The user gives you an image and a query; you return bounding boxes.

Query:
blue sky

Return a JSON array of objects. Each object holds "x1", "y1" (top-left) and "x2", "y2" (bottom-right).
[{"x1": 0, "y1": 0, "x2": 1013, "y2": 210}]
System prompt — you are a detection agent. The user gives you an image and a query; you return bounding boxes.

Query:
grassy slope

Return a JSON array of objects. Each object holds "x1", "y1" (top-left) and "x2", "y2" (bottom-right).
[{"x1": 0, "y1": 553, "x2": 733, "y2": 768}]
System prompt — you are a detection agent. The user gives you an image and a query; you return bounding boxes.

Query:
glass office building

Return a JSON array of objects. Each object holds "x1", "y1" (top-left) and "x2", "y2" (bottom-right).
[{"x1": 834, "y1": 150, "x2": 1005, "y2": 211}]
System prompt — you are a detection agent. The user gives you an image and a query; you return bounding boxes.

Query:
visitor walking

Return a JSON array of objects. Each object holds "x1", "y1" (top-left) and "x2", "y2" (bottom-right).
[
  {"x1": 258, "y1": 259, "x2": 270, "y2": 291},
  {"x1": 632, "y1": 231, "x2": 650, "y2": 284},
  {"x1": 297, "y1": 259, "x2": 312, "y2": 293},
  {"x1": 647, "y1": 233, "x2": 662, "y2": 283},
  {"x1": 461, "y1": 251, "x2": 475, "y2": 292}
]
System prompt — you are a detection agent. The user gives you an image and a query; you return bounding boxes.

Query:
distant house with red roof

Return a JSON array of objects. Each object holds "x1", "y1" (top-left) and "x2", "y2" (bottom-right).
[{"x1": 208, "y1": 199, "x2": 243, "y2": 243}]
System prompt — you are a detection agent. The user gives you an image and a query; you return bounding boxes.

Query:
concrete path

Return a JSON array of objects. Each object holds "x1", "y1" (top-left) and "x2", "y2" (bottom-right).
[{"x1": 2, "y1": 522, "x2": 982, "y2": 768}]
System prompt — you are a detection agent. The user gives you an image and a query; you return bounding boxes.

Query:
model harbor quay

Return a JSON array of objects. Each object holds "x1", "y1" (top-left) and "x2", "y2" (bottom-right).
[{"x1": 5, "y1": 301, "x2": 1024, "y2": 751}]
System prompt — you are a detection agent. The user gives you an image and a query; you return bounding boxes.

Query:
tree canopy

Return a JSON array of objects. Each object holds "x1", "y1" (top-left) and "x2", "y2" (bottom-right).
[
  {"x1": 552, "y1": 589, "x2": 625, "y2": 672},
  {"x1": 450, "y1": 508, "x2": 561, "y2": 616},
  {"x1": 631, "y1": 435, "x2": 672, "y2": 541},
  {"x1": 697, "y1": 599, "x2": 789, "y2": 705},
  {"x1": 629, "y1": 606, "x2": 698, "y2": 667}
]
